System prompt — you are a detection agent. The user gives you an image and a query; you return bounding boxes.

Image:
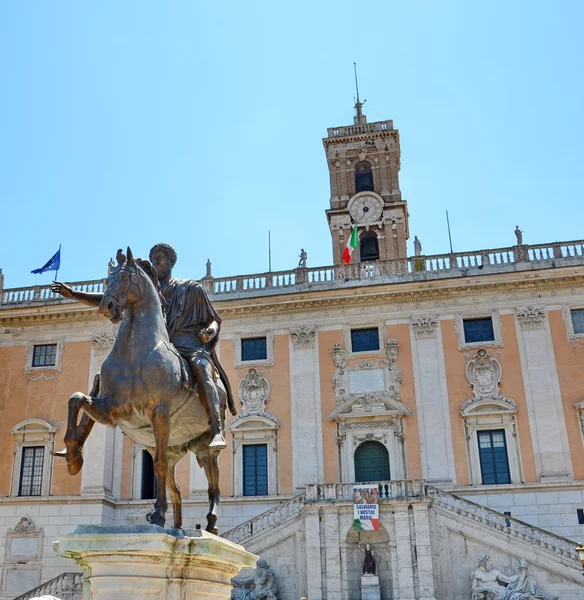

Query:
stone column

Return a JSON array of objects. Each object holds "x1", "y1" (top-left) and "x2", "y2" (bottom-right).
[
  {"x1": 515, "y1": 308, "x2": 573, "y2": 480},
  {"x1": 289, "y1": 326, "x2": 324, "y2": 490},
  {"x1": 304, "y1": 507, "x2": 323, "y2": 600},
  {"x1": 409, "y1": 316, "x2": 455, "y2": 483},
  {"x1": 55, "y1": 526, "x2": 257, "y2": 600},
  {"x1": 393, "y1": 505, "x2": 415, "y2": 600},
  {"x1": 412, "y1": 503, "x2": 436, "y2": 600},
  {"x1": 323, "y1": 508, "x2": 342, "y2": 600}
]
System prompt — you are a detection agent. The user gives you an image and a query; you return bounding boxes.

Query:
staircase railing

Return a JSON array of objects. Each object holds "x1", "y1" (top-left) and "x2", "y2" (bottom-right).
[
  {"x1": 222, "y1": 493, "x2": 306, "y2": 545},
  {"x1": 427, "y1": 485, "x2": 580, "y2": 565},
  {"x1": 14, "y1": 572, "x2": 82, "y2": 600}
]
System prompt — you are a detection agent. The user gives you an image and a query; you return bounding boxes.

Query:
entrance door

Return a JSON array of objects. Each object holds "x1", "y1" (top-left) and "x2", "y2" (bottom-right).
[{"x1": 354, "y1": 441, "x2": 390, "y2": 482}]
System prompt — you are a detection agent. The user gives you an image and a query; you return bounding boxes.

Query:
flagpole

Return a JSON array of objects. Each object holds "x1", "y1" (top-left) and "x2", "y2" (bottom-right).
[{"x1": 55, "y1": 244, "x2": 61, "y2": 282}]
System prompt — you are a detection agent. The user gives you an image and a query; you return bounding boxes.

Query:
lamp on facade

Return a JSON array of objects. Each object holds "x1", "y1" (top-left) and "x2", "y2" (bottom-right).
[{"x1": 576, "y1": 543, "x2": 584, "y2": 574}]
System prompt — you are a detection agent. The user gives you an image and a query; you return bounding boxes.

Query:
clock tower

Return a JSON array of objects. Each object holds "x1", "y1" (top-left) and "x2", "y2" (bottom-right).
[{"x1": 323, "y1": 101, "x2": 409, "y2": 265}]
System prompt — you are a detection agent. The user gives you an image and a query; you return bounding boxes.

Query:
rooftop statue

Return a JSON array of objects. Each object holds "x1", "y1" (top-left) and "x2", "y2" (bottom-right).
[{"x1": 51, "y1": 244, "x2": 236, "y2": 533}]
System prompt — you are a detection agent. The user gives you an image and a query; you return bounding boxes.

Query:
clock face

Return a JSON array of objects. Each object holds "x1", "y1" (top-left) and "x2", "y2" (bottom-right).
[{"x1": 349, "y1": 194, "x2": 383, "y2": 224}]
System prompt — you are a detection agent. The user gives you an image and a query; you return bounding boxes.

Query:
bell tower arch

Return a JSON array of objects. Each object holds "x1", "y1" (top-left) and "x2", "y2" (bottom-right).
[{"x1": 323, "y1": 102, "x2": 409, "y2": 265}]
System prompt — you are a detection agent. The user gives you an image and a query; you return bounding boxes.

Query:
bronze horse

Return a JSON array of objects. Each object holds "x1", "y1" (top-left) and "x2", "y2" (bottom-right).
[{"x1": 55, "y1": 248, "x2": 227, "y2": 532}]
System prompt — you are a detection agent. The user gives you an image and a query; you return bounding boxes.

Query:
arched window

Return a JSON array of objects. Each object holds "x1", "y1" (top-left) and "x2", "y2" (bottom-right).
[
  {"x1": 359, "y1": 231, "x2": 379, "y2": 262},
  {"x1": 355, "y1": 162, "x2": 374, "y2": 193},
  {"x1": 354, "y1": 441, "x2": 390, "y2": 483}
]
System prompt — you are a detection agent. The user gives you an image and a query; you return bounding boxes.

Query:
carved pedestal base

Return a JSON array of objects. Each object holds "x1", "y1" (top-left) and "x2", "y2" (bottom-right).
[
  {"x1": 54, "y1": 525, "x2": 257, "y2": 600},
  {"x1": 361, "y1": 574, "x2": 381, "y2": 600}
]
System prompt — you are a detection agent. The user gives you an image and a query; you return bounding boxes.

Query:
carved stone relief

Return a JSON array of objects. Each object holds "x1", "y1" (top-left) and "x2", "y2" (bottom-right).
[
  {"x1": 384, "y1": 339, "x2": 402, "y2": 398},
  {"x1": 238, "y1": 368, "x2": 270, "y2": 416},
  {"x1": 10, "y1": 517, "x2": 41, "y2": 534},
  {"x1": 290, "y1": 326, "x2": 316, "y2": 349},
  {"x1": 411, "y1": 315, "x2": 438, "y2": 339},
  {"x1": 516, "y1": 306, "x2": 546, "y2": 329},
  {"x1": 461, "y1": 349, "x2": 516, "y2": 414}
]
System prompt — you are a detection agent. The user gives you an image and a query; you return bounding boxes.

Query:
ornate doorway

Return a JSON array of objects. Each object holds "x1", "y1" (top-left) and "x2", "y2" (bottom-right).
[{"x1": 354, "y1": 441, "x2": 390, "y2": 482}]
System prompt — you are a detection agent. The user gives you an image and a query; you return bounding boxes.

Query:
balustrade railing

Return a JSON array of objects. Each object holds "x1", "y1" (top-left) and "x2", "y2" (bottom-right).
[
  {"x1": 305, "y1": 479, "x2": 425, "y2": 502},
  {"x1": 222, "y1": 493, "x2": 306, "y2": 545},
  {"x1": 427, "y1": 486, "x2": 580, "y2": 564},
  {"x1": 3, "y1": 240, "x2": 584, "y2": 307},
  {"x1": 15, "y1": 571, "x2": 82, "y2": 600}
]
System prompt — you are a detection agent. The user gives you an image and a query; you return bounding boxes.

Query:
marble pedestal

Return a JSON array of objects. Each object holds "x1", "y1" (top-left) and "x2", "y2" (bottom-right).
[
  {"x1": 361, "y1": 574, "x2": 381, "y2": 600},
  {"x1": 54, "y1": 525, "x2": 257, "y2": 600}
]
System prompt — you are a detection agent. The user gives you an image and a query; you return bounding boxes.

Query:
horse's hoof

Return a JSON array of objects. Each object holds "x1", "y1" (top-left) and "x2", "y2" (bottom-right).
[
  {"x1": 148, "y1": 508, "x2": 166, "y2": 528},
  {"x1": 67, "y1": 453, "x2": 84, "y2": 476},
  {"x1": 205, "y1": 513, "x2": 218, "y2": 534},
  {"x1": 209, "y1": 434, "x2": 227, "y2": 449}
]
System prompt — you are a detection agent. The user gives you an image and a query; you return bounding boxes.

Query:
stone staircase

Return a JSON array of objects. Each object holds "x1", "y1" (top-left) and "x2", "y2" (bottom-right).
[
  {"x1": 426, "y1": 485, "x2": 580, "y2": 565},
  {"x1": 222, "y1": 492, "x2": 306, "y2": 545},
  {"x1": 222, "y1": 482, "x2": 582, "y2": 570},
  {"x1": 14, "y1": 572, "x2": 82, "y2": 600}
]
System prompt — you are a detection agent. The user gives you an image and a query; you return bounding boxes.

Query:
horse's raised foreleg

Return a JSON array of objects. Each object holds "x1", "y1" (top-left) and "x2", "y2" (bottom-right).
[
  {"x1": 62, "y1": 390, "x2": 117, "y2": 476},
  {"x1": 149, "y1": 402, "x2": 170, "y2": 528}
]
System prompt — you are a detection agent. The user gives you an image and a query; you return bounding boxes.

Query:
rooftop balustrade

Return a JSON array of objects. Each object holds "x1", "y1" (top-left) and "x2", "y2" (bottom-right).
[{"x1": 2, "y1": 240, "x2": 584, "y2": 308}]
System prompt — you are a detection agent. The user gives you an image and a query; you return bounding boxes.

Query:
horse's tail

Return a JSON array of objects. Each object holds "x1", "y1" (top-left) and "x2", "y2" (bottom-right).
[{"x1": 211, "y1": 349, "x2": 237, "y2": 416}]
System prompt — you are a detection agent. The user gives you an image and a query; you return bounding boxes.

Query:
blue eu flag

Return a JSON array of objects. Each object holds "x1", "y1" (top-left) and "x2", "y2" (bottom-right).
[{"x1": 31, "y1": 248, "x2": 61, "y2": 274}]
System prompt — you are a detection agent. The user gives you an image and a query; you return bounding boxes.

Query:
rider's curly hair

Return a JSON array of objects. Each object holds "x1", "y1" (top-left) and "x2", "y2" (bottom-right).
[{"x1": 149, "y1": 243, "x2": 177, "y2": 267}]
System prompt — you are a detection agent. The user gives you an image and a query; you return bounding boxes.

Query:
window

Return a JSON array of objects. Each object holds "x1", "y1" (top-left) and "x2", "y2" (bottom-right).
[
  {"x1": 140, "y1": 450, "x2": 157, "y2": 499},
  {"x1": 18, "y1": 447, "x2": 45, "y2": 496},
  {"x1": 351, "y1": 328, "x2": 380, "y2": 353},
  {"x1": 577, "y1": 508, "x2": 584, "y2": 525},
  {"x1": 571, "y1": 310, "x2": 584, "y2": 335},
  {"x1": 359, "y1": 231, "x2": 379, "y2": 262},
  {"x1": 32, "y1": 344, "x2": 57, "y2": 367},
  {"x1": 477, "y1": 430, "x2": 511, "y2": 485},
  {"x1": 354, "y1": 441, "x2": 390, "y2": 483},
  {"x1": 463, "y1": 318, "x2": 495, "y2": 344},
  {"x1": 11, "y1": 420, "x2": 55, "y2": 497},
  {"x1": 241, "y1": 337, "x2": 267, "y2": 362},
  {"x1": 355, "y1": 162, "x2": 374, "y2": 193},
  {"x1": 243, "y1": 444, "x2": 268, "y2": 496}
]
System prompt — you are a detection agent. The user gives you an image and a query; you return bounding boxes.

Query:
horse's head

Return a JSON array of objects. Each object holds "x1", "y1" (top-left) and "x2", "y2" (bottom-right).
[{"x1": 99, "y1": 247, "x2": 159, "y2": 323}]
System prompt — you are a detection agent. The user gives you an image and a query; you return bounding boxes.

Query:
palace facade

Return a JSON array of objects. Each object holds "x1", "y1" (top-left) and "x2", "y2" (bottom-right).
[{"x1": 1, "y1": 108, "x2": 584, "y2": 599}]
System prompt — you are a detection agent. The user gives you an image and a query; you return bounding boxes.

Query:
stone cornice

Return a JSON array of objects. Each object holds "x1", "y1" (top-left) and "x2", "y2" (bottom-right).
[{"x1": 2, "y1": 268, "x2": 584, "y2": 326}]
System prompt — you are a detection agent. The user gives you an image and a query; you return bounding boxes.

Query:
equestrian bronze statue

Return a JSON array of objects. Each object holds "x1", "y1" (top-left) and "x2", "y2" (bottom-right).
[{"x1": 51, "y1": 245, "x2": 236, "y2": 533}]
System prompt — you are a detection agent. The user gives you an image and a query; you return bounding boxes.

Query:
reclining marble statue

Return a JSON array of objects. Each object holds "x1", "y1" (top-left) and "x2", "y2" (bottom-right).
[
  {"x1": 231, "y1": 559, "x2": 279, "y2": 600},
  {"x1": 470, "y1": 555, "x2": 559, "y2": 600},
  {"x1": 51, "y1": 243, "x2": 236, "y2": 533}
]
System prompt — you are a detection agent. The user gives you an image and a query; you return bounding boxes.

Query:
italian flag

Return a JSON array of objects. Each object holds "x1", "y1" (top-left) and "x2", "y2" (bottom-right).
[{"x1": 342, "y1": 226, "x2": 359, "y2": 264}]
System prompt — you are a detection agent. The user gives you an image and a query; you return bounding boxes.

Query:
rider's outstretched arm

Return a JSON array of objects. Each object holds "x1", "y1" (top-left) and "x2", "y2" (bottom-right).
[{"x1": 51, "y1": 281, "x2": 103, "y2": 308}]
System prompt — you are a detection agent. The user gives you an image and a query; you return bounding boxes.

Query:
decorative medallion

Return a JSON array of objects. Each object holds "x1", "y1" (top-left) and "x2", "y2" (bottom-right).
[{"x1": 238, "y1": 368, "x2": 270, "y2": 416}]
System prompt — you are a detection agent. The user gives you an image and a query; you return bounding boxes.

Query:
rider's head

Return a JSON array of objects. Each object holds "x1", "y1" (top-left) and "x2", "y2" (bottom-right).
[{"x1": 149, "y1": 243, "x2": 177, "y2": 280}]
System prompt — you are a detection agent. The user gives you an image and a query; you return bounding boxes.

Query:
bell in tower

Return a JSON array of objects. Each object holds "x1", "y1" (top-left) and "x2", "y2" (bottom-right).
[{"x1": 323, "y1": 91, "x2": 409, "y2": 265}]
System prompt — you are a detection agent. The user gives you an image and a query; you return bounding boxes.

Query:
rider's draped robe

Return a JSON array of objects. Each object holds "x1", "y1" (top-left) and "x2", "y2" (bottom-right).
[{"x1": 161, "y1": 278, "x2": 236, "y2": 415}]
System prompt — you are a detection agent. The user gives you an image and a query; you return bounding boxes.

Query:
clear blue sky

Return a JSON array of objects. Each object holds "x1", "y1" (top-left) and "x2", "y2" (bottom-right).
[{"x1": 1, "y1": 1, "x2": 583, "y2": 288}]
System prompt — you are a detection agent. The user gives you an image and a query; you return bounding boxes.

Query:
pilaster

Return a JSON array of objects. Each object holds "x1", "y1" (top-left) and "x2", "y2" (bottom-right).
[
  {"x1": 412, "y1": 503, "x2": 436, "y2": 600},
  {"x1": 304, "y1": 507, "x2": 323, "y2": 600},
  {"x1": 323, "y1": 508, "x2": 342, "y2": 600},
  {"x1": 409, "y1": 316, "x2": 455, "y2": 483},
  {"x1": 393, "y1": 505, "x2": 415, "y2": 600},
  {"x1": 289, "y1": 327, "x2": 324, "y2": 490},
  {"x1": 514, "y1": 309, "x2": 573, "y2": 480}
]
